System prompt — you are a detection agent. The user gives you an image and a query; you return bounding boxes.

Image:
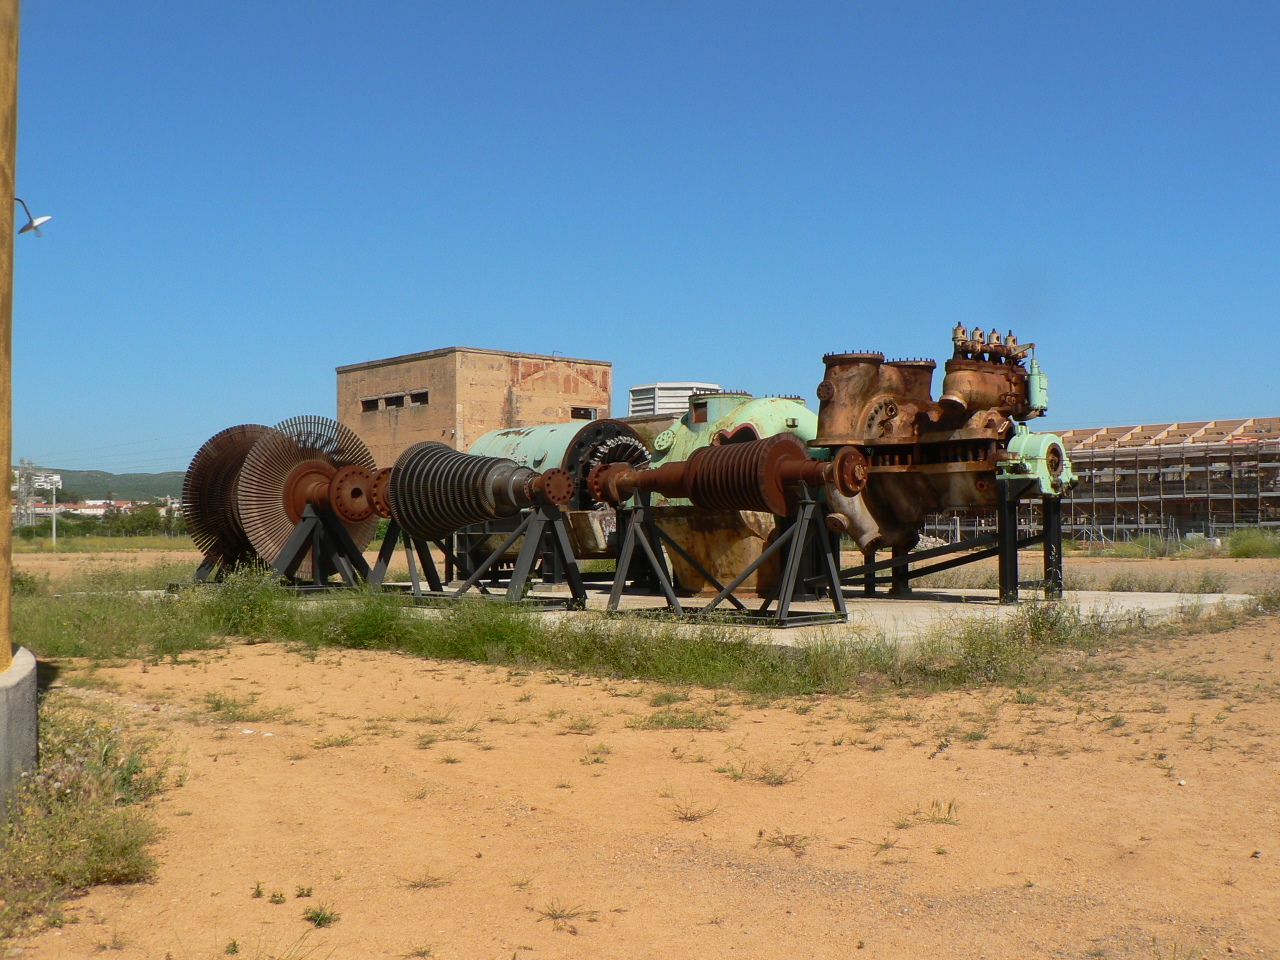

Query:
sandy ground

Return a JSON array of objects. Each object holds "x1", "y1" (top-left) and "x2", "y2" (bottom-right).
[
  {"x1": 13, "y1": 551, "x2": 204, "y2": 583},
  {"x1": 17, "y1": 610, "x2": 1280, "y2": 959}
]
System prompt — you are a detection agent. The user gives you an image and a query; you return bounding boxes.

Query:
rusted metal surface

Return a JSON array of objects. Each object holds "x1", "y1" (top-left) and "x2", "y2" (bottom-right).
[
  {"x1": 810, "y1": 328, "x2": 1062, "y2": 554},
  {"x1": 235, "y1": 416, "x2": 379, "y2": 579},
  {"x1": 525, "y1": 467, "x2": 573, "y2": 505},
  {"x1": 369, "y1": 467, "x2": 393, "y2": 519},
  {"x1": 588, "y1": 434, "x2": 866, "y2": 517},
  {"x1": 330, "y1": 464, "x2": 376, "y2": 523},
  {"x1": 182, "y1": 423, "x2": 274, "y2": 569},
  {"x1": 282, "y1": 460, "x2": 336, "y2": 524},
  {"x1": 651, "y1": 506, "x2": 779, "y2": 595}
]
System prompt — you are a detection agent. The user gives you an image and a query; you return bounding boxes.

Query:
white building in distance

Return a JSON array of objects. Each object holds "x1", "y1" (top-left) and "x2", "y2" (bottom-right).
[{"x1": 628, "y1": 382, "x2": 722, "y2": 417}]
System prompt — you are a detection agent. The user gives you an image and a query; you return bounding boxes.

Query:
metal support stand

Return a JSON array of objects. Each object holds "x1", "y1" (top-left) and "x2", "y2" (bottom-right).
[
  {"x1": 833, "y1": 480, "x2": 1065, "y2": 605},
  {"x1": 889, "y1": 545, "x2": 912, "y2": 597},
  {"x1": 270, "y1": 504, "x2": 372, "y2": 587},
  {"x1": 453, "y1": 504, "x2": 586, "y2": 607},
  {"x1": 368, "y1": 518, "x2": 445, "y2": 596},
  {"x1": 1042, "y1": 495, "x2": 1063, "y2": 600},
  {"x1": 996, "y1": 480, "x2": 1023, "y2": 604},
  {"x1": 608, "y1": 493, "x2": 743, "y2": 615},
  {"x1": 610, "y1": 490, "x2": 845, "y2": 627},
  {"x1": 194, "y1": 557, "x2": 219, "y2": 583},
  {"x1": 703, "y1": 490, "x2": 846, "y2": 626}
]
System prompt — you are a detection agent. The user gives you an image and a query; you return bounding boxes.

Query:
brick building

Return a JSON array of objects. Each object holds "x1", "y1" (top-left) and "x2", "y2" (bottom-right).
[{"x1": 336, "y1": 346, "x2": 612, "y2": 467}]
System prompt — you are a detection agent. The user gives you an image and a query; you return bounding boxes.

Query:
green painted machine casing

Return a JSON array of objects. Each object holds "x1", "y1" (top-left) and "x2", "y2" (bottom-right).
[{"x1": 997, "y1": 423, "x2": 1078, "y2": 497}]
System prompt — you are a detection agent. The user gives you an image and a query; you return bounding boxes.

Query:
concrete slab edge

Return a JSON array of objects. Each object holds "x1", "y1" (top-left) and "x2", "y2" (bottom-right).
[{"x1": 0, "y1": 646, "x2": 38, "y2": 812}]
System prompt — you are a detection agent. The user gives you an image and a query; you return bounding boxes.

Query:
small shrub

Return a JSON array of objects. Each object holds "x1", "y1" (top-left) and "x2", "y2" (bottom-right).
[
  {"x1": 302, "y1": 902, "x2": 340, "y2": 927},
  {"x1": 200, "y1": 566, "x2": 298, "y2": 638},
  {"x1": 1227, "y1": 528, "x2": 1280, "y2": 559},
  {"x1": 11, "y1": 569, "x2": 45, "y2": 596},
  {"x1": 649, "y1": 687, "x2": 691, "y2": 707}
]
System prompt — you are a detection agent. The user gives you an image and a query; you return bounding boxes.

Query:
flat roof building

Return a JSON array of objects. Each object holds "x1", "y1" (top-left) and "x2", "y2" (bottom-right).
[
  {"x1": 628, "y1": 381, "x2": 721, "y2": 418},
  {"x1": 337, "y1": 346, "x2": 612, "y2": 467}
]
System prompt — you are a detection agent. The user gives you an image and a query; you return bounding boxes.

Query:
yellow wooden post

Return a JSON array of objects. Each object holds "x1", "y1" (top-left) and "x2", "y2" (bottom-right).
[{"x1": 0, "y1": 0, "x2": 17, "y2": 672}]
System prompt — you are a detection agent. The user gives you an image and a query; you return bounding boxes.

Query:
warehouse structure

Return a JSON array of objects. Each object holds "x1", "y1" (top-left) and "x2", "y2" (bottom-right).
[
  {"x1": 1057, "y1": 416, "x2": 1280, "y2": 538},
  {"x1": 923, "y1": 416, "x2": 1280, "y2": 542},
  {"x1": 337, "y1": 347, "x2": 612, "y2": 467}
]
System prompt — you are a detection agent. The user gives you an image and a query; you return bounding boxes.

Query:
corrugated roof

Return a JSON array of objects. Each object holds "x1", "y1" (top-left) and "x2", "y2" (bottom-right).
[{"x1": 1060, "y1": 417, "x2": 1280, "y2": 450}]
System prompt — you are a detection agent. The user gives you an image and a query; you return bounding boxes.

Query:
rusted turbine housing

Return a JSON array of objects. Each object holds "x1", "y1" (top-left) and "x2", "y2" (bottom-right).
[
  {"x1": 588, "y1": 433, "x2": 867, "y2": 517},
  {"x1": 278, "y1": 461, "x2": 379, "y2": 525},
  {"x1": 369, "y1": 467, "x2": 394, "y2": 519},
  {"x1": 387, "y1": 441, "x2": 574, "y2": 542},
  {"x1": 182, "y1": 423, "x2": 275, "y2": 569}
]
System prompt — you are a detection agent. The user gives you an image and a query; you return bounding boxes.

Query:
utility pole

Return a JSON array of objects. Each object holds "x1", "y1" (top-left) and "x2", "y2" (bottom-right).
[
  {"x1": 0, "y1": 0, "x2": 34, "y2": 815},
  {"x1": 0, "y1": 0, "x2": 15, "y2": 675}
]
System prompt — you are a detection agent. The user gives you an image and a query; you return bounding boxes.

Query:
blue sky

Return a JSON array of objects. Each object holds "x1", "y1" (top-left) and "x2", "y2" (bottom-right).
[{"x1": 13, "y1": 1, "x2": 1279, "y2": 473}]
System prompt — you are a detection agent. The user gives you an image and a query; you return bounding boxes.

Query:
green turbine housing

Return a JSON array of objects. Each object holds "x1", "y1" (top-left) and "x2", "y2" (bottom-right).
[
  {"x1": 997, "y1": 423, "x2": 1077, "y2": 497},
  {"x1": 468, "y1": 419, "x2": 650, "y2": 511},
  {"x1": 648, "y1": 392, "x2": 823, "y2": 507}
]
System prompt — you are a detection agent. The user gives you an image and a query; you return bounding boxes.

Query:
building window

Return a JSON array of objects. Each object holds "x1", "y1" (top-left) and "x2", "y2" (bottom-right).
[
  {"x1": 384, "y1": 395, "x2": 405, "y2": 409},
  {"x1": 410, "y1": 390, "x2": 429, "y2": 406},
  {"x1": 571, "y1": 407, "x2": 597, "y2": 421},
  {"x1": 361, "y1": 398, "x2": 379, "y2": 413}
]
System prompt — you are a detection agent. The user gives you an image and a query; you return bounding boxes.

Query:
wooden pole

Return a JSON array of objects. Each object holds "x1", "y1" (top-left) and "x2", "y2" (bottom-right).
[{"x1": 0, "y1": 0, "x2": 17, "y2": 672}]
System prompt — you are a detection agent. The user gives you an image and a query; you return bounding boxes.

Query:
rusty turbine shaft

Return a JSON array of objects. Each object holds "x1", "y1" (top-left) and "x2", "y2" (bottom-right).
[
  {"x1": 587, "y1": 433, "x2": 869, "y2": 516},
  {"x1": 236, "y1": 415, "x2": 380, "y2": 579},
  {"x1": 387, "y1": 441, "x2": 574, "y2": 542},
  {"x1": 183, "y1": 423, "x2": 275, "y2": 568}
]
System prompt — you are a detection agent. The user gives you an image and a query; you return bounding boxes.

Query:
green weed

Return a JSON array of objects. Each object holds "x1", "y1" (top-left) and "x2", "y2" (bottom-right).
[
  {"x1": 627, "y1": 707, "x2": 727, "y2": 731},
  {"x1": 302, "y1": 902, "x2": 340, "y2": 927},
  {"x1": 0, "y1": 693, "x2": 166, "y2": 937}
]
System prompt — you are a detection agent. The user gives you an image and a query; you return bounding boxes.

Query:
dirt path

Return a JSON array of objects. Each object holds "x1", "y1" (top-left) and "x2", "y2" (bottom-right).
[
  {"x1": 13, "y1": 550, "x2": 202, "y2": 583},
  {"x1": 20, "y1": 616, "x2": 1280, "y2": 959}
]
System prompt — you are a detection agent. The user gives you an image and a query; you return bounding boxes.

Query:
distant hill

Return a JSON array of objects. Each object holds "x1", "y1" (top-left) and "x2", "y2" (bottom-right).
[{"x1": 40, "y1": 468, "x2": 185, "y2": 501}]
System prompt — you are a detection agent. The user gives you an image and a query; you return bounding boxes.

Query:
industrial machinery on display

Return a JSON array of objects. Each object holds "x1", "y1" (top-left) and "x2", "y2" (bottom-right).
[
  {"x1": 459, "y1": 419, "x2": 650, "y2": 577},
  {"x1": 182, "y1": 326, "x2": 1076, "y2": 617},
  {"x1": 184, "y1": 417, "x2": 585, "y2": 603},
  {"x1": 640, "y1": 391, "x2": 823, "y2": 595},
  {"x1": 588, "y1": 433, "x2": 868, "y2": 624},
  {"x1": 810, "y1": 326, "x2": 1075, "y2": 600},
  {"x1": 183, "y1": 417, "x2": 380, "y2": 584}
]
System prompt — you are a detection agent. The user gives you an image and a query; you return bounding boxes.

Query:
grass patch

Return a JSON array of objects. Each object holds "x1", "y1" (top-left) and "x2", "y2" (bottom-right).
[
  {"x1": 314, "y1": 734, "x2": 355, "y2": 749},
  {"x1": 0, "y1": 693, "x2": 168, "y2": 937},
  {"x1": 536, "y1": 900, "x2": 597, "y2": 923},
  {"x1": 203, "y1": 691, "x2": 290, "y2": 724},
  {"x1": 671, "y1": 798, "x2": 718, "y2": 822},
  {"x1": 649, "y1": 687, "x2": 692, "y2": 706},
  {"x1": 13, "y1": 567, "x2": 1181, "y2": 699},
  {"x1": 404, "y1": 871, "x2": 453, "y2": 890},
  {"x1": 757, "y1": 829, "x2": 811, "y2": 856},
  {"x1": 627, "y1": 706, "x2": 727, "y2": 731}
]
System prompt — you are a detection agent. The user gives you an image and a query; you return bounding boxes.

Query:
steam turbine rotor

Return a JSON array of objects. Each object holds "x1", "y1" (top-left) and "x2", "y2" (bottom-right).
[
  {"x1": 183, "y1": 423, "x2": 275, "y2": 569},
  {"x1": 237, "y1": 415, "x2": 379, "y2": 579}
]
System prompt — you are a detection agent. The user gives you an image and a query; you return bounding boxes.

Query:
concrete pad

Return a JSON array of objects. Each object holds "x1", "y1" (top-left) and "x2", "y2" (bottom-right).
[
  {"x1": 521, "y1": 585, "x2": 1253, "y2": 646},
  {"x1": 0, "y1": 646, "x2": 38, "y2": 810}
]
